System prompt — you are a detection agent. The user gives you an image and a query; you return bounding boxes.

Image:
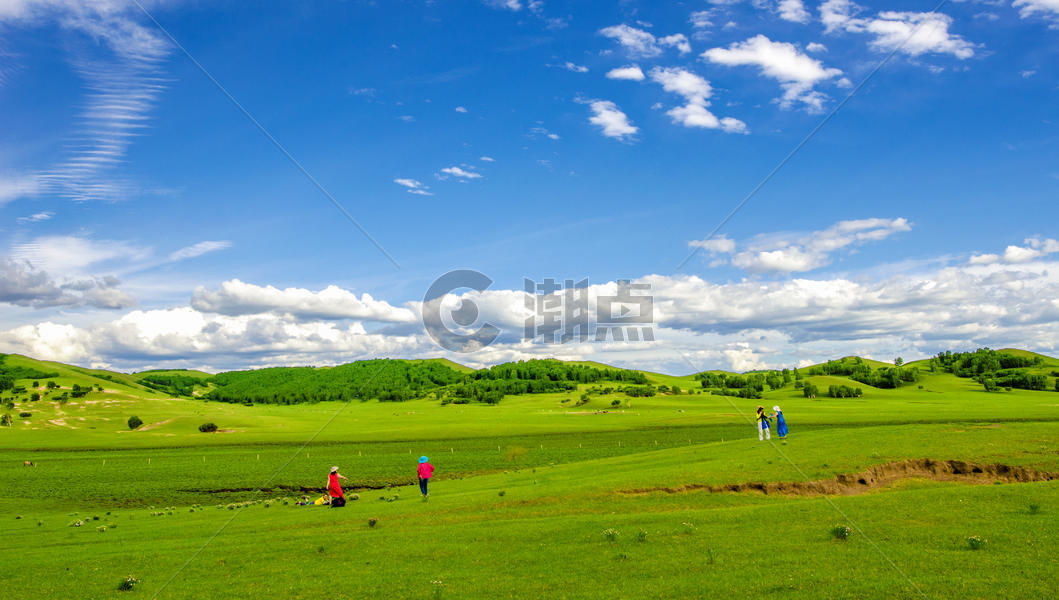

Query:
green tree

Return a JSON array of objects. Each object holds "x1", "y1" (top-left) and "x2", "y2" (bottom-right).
[
  {"x1": 894, "y1": 357, "x2": 904, "y2": 366},
  {"x1": 127, "y1": 416, "x2": 143, "y2": 430}
]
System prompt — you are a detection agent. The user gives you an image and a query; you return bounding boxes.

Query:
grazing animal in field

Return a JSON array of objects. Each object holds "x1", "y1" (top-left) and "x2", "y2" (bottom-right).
[{"x1": 23, "y1": 460, "x2": 35, "y2": 467}]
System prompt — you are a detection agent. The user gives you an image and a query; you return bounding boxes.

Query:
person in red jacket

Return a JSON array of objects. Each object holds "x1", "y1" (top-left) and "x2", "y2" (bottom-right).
[
  {"x1": 417, "y1": 456, "x2": 434, "y2": 498},
  {"x1": 327, "y1": 466, "x2": 348, "y2": 507}
]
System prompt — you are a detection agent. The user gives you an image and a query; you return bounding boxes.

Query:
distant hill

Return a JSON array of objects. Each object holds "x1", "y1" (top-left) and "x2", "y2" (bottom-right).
[{"x1": 2, "y1": 348, "x2": 1055, "y2": 406}]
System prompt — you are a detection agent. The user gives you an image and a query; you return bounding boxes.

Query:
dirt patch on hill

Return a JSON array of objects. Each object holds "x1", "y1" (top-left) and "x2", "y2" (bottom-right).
[
  {"x1": 137, "y1": 418, "x2": 176, "y2": 431},
  {"x1": 620, "y1": 458, "x2": 1059, "y2": 497}
]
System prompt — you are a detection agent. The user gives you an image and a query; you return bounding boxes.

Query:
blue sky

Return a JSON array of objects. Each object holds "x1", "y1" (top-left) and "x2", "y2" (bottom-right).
[{"x1": 1, "y1": 0, "x2": 1057, "y2": 373}]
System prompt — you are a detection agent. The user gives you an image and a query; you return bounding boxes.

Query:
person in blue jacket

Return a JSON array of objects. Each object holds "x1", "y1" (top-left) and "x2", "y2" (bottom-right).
[{"x1": 773, "y1": 405, "x2": 789, "y2": 439}]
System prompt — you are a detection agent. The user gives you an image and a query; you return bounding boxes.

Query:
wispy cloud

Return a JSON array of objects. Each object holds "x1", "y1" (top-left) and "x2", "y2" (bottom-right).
[
  {"x1": 690, "y1": 217, "x2": 912, "y2": 273},
  {"x1": 437, "y1": 166, "x2": 483, "y2": 180},
  {"x1": 598, "y1": 24, "x2": 690, "y2": 58},
  {"x1": 0, "y1": 1, "x2": 174, "y2": 203},
  {"x1": 394, "y1": 178, "x2": 434, "y2": 195},
  {"x1": 16, "y1": 211, "x2": 54, "y2": 224},
  {"x1": 0, "y1": 173, "x2": 42, "y2": 206},
  {"x1": 168, "y1": 241, "x2": 232, "y2": 262}
]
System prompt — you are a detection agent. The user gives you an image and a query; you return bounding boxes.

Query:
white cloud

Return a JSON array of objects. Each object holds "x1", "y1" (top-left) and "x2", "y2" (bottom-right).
[
  {"x1": 8, "y1": 243, "x2": 1059, "y2": 373},
  {"x1": 806, "y1": 42, "x2": 827, "y2": 53},
  {"x1": 0, "y1": 173, "x2": 41, "y2": 206},
  {"x1": 0, "y1": 257, "x2": 134, "y2": 309},
  {"x1": 168, "y1": 241, "x2": 232, "y2": 262},
  {"x1": 455, "y1": 106, "x2": 468, "y2": 113},
  {"x1": 778, "y1": 0, "x2": 810, "y2": 23},
  {"x1": 969, "y1": 239, "x2": 1059, "y2": 265},
  {"x1": 599, "y1": 24, "x2": 662, "y2": 57},
  {"x1": 690, "y1": 10, "x2": 714, "y2": 29},
  {"x1": 10, "y1": 235, "x2": 149, "y2": 278},
  {"x1": 1020, "y1": 70, "x2": 1036, "y2": 78},
  {"x1": 691, "y1": 217, "x2": 912, "y2": 273},
  {"x1": 599, "y1": 24, "x2": 693, "y2": 58},
  {"x1": 438, "y1": 166, "x2": 483, "y2": 179},
  {"x1": 394, "y1": 178, "x2": 433, "y2": 195},
  {"x1": 398, "y1": 115, "x2": 415, "y2": 122},
  {"x1": 1013, "y1": 0, "x2": 1059, "y2": 23},
  {"x1": 16, "y1": 211, "x2": 53, "y2": 224},
  {"x1": 606, "y1": 65, "x2": 645, "y2": 81},
  {"x1": 967, "y1": 253, "x2": 998, "y2": 265},
  {"x1": 649, "y1": 67, "x2": 748, "y2": 133},
  {"x1": 486, "y1": 0, "x2": 523, "y2": 10},
  {"x1": 191, "y1": 279, "x2": 417, "y2": 323},
  {"x1": 562, "y1": 61, "x2": 589, "y2": 73},
  {"x1": 585, "y1": 100, "x2": 638, "y2": 140},
  {"x1": 0, "y1": 1, "x2": 173, "y2": 203},
  {"x1": 480, "y1": 156, "x2": 495, "y2": 162},
  {"x1": 659, "y1": 33, "x2": 691, "y2": 55},
  {"x1": 820, "y1": 0, "x2": 975, "y2": 59},
  {"x1": 703, "y1": 35, "x2": 843, "y2": 112},
  {"x1": 689, "y1": 235, "x2": 736, "y2": 253}
]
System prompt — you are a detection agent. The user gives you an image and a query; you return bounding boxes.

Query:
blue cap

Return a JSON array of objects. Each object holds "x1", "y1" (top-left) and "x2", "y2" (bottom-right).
[{"x1": 419, "y1": 456, "x2": 429, "y2": 463}]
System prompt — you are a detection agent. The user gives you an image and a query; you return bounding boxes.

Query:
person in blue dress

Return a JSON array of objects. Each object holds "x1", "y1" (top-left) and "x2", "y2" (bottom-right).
[{"x1": 772, "y1": 405, "x2": 788, "y2": 439}]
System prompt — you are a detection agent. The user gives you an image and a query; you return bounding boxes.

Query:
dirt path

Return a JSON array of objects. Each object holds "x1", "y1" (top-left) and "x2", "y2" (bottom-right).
[{"x1": 620, "y1": 458, "x2": 1059, "y2": 497}]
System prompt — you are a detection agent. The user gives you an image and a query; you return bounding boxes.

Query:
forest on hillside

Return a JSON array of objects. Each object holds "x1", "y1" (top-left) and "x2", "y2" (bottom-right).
[{"x1": 203, "y1": 359, "x2": 649, "y2": 406}]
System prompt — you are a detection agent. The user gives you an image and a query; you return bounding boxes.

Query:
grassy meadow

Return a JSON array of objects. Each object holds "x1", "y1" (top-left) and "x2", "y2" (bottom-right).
[{"x1": 1, "y1": 352, "x2": 1057, "y2": 598}]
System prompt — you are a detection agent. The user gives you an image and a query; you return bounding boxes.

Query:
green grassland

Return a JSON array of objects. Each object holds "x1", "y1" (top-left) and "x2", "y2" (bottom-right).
[{"x1": 1, "y1": 351, "x2": 1058, "y2": 598}]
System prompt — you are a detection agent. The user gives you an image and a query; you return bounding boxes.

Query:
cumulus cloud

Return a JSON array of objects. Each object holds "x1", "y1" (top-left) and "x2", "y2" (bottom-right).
[
  {"x1": 806, "y1": 42, "x2": 827, "y2": 53},
  {"x1": 0, "y1": 257, "x2": 135, "y2": 309},
  {"x1": 191, "y1": 279, "x2": 417, "y2": 323},
  {"x1": 702, "y1": 35, "x2": 843, "y2": 112},
  {"x1": 690, "y1": 217, "x2": 912, "y2": 273},
  {"x1": 437, "y1": 166, "x2": 483, "y2": 180},
  {"x1": 968, "y1": 238, "x2": 1059, "y2": 265},
  {"x1": 649, "y1": 67, "x2": 748, "y2": 133},
  {"x1": 820, "y1": 0, "x2": 975, "y2": 59},
  {"x1": 168, "y1": 240, "x2": 232, "y2": 262},
  {"x1": 7, "y1": 242, "x2": 1059, "y2": 372},
  {"x1": 599, "y1": 24, "x2": 692, "y2": 58},
  {"x1": 606, "y1": 65, "x2": 645, "y2": 80},
  {"x1": 585, "y1": 100, "x2": 638, "y2": 140},
  {"x1": 454, "y1": 106, "x2": 468, "y2": 113},
  {"x1": 394, "y1": 178, "x2": 433, "y2": 195},
  {"x1": 0, "y1": 308, "x2": 421, "y2": 368}
]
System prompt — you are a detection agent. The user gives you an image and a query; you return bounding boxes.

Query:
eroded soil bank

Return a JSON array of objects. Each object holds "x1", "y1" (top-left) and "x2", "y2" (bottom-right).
[{"x1": 621, "y1": 458, "x2": 1058, "y2": 497}]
